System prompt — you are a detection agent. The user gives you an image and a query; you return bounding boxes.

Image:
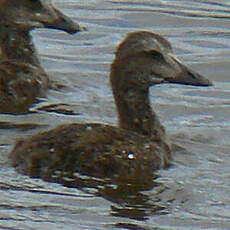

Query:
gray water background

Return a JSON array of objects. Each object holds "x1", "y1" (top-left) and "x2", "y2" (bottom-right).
[{"x1": 1, "y1": 0, "x2": 230, "y2": 229}]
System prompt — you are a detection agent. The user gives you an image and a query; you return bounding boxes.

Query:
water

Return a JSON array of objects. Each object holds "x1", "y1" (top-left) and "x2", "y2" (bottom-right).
[{"x1": 1, "y1": 0, "x2": 230, "y2": 229}]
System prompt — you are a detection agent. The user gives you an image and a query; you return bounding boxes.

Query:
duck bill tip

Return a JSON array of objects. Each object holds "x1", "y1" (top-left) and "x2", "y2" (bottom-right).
[
  {"x1": 165, "y1": 75, "x2": 213, "y2": 87},
  {"x1": 67, "y1": 25, "x2": 87, "y2": 34}
]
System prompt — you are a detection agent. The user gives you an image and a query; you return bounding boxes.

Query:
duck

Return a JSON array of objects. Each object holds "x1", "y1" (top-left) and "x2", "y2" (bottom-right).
[
  {"x1": 9, "y1": 31, "x2": 212, "y2": 183},
  {"x1": 0, "y1": 0, "x2": 84, "y2": 114}
]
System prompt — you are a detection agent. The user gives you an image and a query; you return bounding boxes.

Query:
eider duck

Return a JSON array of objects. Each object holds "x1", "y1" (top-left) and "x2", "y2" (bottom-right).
[
  {"x1": 0, "y1": 0, "x2": 84, "y2": 113},
  {"x1": 9, "y1": 31, "x2": 212, "y2": 183}
]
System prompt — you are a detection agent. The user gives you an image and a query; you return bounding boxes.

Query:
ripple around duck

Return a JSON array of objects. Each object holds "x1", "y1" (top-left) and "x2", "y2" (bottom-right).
[{"x1": 1, "y1": 0, "x2": 230, "y2": 229}]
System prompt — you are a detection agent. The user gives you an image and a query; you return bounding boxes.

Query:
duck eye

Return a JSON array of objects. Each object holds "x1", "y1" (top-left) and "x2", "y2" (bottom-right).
[
  {"x1": 144, "y1": 50, "x2": 165, "y2": 62},
  {"x1": 149, "y1": 50, "x2": 164, "y2": 59}
]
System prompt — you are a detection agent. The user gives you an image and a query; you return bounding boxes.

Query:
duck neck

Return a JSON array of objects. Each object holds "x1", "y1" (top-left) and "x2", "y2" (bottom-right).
[
  {"x1": 112, "y1": 83, "x2": 165, "y2": 139},
  {"x1": 0, "y1": 24, "x2": 41, "y2": 66}
]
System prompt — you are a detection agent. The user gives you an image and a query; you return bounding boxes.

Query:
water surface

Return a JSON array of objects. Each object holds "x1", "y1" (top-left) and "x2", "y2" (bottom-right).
[{"x1": 1, "y1": 0, "x2": 230, "y2": 229}]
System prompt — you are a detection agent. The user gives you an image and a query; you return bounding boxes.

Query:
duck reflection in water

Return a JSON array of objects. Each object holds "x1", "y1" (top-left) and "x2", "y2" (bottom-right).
[
  {"x1": 0, "y1": 0, "x2": 85, "y2": 114},
  {"x1": 10, "y1": 31, "x2": 212, "y2": 220}
]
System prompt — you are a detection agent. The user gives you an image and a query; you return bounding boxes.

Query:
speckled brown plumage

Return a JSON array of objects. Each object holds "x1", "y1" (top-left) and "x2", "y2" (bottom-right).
[
  {"x1": 9, "y1": 31, "x2": 212, "y2": 183},
  {"x1": 0, "y1": 0, "x2": 84, "y2": 113},
  {"x1": 11, "y1": 123, "x2": 170, "y2": 181}
]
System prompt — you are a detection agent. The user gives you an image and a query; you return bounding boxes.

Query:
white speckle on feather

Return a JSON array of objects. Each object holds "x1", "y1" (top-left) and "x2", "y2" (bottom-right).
[
  {"x1": 128, "y1": 153, "x2": 134, "y2": 159},
  {"x1": 50, "y1": 148, "x2": 55, "y2": 153},
  {"x1": 86, "y1": 126, "x2": 92, "y2": 130}
]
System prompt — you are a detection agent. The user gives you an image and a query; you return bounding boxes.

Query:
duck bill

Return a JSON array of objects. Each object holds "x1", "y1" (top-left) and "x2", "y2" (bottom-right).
[
  {"x1": 44, "y1": 8, "x2": 85, "y2": 34},
  {"x1": 165, "y1": 66, "x2": 213, "y2": 86},
  {"x1": 164, "y1": 54, "x2": 212, "y2": 87}
]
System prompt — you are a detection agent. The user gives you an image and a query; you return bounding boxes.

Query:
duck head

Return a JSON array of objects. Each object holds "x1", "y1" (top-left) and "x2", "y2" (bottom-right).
[
  {"x1": 0, "y1": 0, "x2": 84, "y2": 34},
  {"x1": 112, "y1": 31, "x2": 212, "y2": 90}
]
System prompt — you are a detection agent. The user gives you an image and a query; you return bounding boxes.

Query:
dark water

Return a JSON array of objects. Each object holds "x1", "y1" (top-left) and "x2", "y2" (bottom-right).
[{"x1": 1, "y1": 0, "x2": 230, "y2": 229}]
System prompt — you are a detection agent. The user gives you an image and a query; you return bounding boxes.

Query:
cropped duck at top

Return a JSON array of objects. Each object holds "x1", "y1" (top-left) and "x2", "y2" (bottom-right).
[
  {"x1": 9, "y1": 31, "x2": 212, "y2": 183},
  {"x1": 0, "y1": 0, "x2": 85, "y2": 114}
]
